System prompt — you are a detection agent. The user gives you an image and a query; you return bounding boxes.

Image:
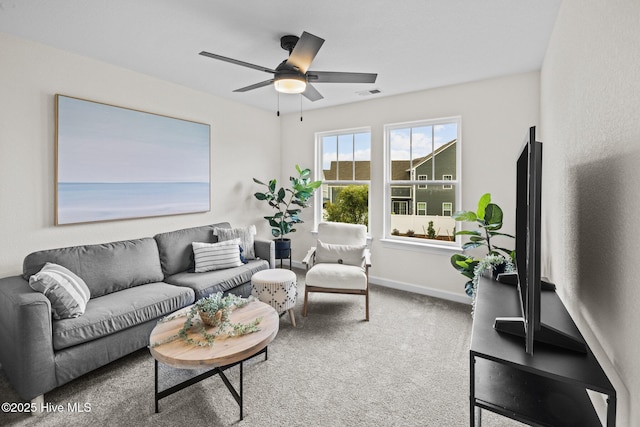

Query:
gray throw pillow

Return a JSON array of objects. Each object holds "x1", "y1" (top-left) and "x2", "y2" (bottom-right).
[
  {"x1": 315, "y1": 240, "x2": 366, "y2": 267},
  {"x1": 29, "y1": 262, "x2": 91, "y2": 319},
  {"x1": 214, "y1": 225, "x2": 257, "y2": 260}
]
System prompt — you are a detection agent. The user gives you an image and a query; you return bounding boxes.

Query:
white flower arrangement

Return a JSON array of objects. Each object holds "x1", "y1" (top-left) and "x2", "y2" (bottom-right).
[{"x1": 470, "y1": 254, "x2": 515, "y2": 298}]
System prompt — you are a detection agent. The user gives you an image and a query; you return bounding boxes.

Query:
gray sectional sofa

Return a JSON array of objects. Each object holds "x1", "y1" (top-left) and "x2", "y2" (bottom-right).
[{"x1": 0, "y1": 222, "x2": 274, "y2": 403}]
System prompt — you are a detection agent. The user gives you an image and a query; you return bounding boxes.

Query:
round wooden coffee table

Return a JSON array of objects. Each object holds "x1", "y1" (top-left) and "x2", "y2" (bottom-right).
[{"x1": 149, "y1": 300, "x2": 279, "y2": 420}]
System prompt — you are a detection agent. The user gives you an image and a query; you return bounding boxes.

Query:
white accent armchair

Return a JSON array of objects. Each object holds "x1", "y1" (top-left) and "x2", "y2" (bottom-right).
[{"x1": 302, "y1": 222, "x2": 371, "y2": 321}]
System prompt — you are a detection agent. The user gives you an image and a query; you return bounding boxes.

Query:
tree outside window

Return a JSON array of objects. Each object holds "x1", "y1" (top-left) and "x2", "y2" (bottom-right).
[{"x1": 324, "y1": 184, "x2": 368, "y2": 226}]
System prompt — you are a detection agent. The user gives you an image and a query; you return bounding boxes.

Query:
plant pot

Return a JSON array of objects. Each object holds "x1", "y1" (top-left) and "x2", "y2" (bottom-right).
[
  {"x1": 492, "y1": 262, "x2": 507, "y2": 280},
  {"x1": 199, "y1": 308, "x2": 228, "y2": 327},
  {"x1": 274, "y1": 238, "x2": 291, "y2": 259}
]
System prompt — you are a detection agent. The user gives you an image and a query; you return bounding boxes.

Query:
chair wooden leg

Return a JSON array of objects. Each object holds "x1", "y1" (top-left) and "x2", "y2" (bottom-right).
[
  {"x1": 365, "y1": 286, "x2": 370, "y2": 321},
  {"x1": 288, "y1": 308, "x2": 296, "y2": 327},
  {"x1": 303, "y1": 287, "x2": 309, "y2": 317}
]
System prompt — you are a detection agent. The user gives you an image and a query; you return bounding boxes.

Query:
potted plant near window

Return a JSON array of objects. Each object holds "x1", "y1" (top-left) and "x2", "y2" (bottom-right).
[
  {"x1": 450, "y1": 193, "x2": 515, "y2": 298},
  {"x1": 253, "y1": 165, "x2": 322, "y2": 261}
]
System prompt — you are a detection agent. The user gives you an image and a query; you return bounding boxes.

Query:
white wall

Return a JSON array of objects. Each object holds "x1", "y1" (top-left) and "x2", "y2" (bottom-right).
[
  {"x1": 0, "y1": 33, "x2": 280, "y2": 277},
  {"x1": 540, "y1": 0, "x2": 640, "y2": 423},
  {"x1": 280, "y1": 72, "x2": 540, "y2": 300}
]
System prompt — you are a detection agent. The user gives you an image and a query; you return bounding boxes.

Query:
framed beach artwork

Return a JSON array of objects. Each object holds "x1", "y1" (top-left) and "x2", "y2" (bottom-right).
[{"x1": 55, "y1": 95, "x2": 210, "y2": 225}]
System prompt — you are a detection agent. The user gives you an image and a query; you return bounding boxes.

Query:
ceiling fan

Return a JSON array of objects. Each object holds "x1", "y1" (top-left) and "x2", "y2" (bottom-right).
[{"x1": 199, "y1": 31, "x2": 377, "y2": 102}]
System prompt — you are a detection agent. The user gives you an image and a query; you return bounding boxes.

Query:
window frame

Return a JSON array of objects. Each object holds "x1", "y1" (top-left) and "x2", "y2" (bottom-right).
[
  {"x1": 382, "y1": 117, "x2": 462, "y2": 250},
  {"x1": 393, "y1": 200, "x2": 409, "y2": 215},
  {"x1": 442, "y1": 174, "x2": 453, "y2": 189},
  {"x1": 442, "y1": 202, "x2": 453, "y2": 217},
  {"x1": 314, "y1": 127, "x2": 372, "y2": 231},
  {"x1": 418, "y1": 174, "x2": 428, "y2": 189}
]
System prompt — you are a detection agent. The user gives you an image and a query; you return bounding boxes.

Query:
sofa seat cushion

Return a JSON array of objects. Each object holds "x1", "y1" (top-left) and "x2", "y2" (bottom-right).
[
  {"x1": 52, "y1": 282, "x2": 194, "y2": 351},
  {"x1": 164, "y1": 259, "x2": 269, "y2": 300}
]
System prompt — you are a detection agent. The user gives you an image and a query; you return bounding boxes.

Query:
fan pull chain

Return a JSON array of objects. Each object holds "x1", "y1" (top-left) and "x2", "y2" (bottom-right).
[
  {"x1": 300, "y1": 95, "x2": 303, "y2": 122},
  {"x1": 277, "y1": 92, "x2": 280, "y2": 117}
]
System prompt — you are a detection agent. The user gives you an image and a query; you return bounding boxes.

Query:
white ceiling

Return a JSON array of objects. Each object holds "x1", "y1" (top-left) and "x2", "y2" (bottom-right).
[{"x1": 0, "y1": 0, "x2": 562, "y2": 114}]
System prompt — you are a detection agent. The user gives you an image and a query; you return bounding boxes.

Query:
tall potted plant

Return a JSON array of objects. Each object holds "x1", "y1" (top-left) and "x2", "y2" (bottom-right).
[{"x1": 253, "y1": 165, "x2": 322, "y2": 260}]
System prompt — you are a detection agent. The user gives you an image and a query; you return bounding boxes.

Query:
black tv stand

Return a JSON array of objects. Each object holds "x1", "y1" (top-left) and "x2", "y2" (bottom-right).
[
  {"x1": 496, "y1": 272, "x2": 556, "y2": 290},
  {"x1": 493, "y1": 316, "x2": 587, "y2": 353},
  {"x1": 470, "y1": 276, "x2": 616, "y2": 426}
]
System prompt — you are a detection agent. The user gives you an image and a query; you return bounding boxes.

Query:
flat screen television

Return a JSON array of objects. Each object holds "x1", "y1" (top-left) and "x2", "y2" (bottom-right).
[{"x1": 494, "y1": 126, "x2": 586, "y2": 354}]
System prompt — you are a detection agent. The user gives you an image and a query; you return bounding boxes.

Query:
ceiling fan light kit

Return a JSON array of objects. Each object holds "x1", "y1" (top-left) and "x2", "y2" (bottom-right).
[
  {"x1": 200, "y1": 31, "x2": 377, "y2": 104},
  {"x1": 274, "y1": 72, "x2": 307, "y2": 94}
]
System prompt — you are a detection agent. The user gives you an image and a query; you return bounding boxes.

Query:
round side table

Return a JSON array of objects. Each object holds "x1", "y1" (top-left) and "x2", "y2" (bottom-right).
[{"x1": 251, "y1": 269, "x2": 297, "y2": 327}]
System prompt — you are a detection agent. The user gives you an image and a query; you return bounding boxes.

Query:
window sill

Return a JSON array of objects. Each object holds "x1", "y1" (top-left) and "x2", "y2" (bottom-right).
[{"x1": 379, "y1": 238, "x2": 462, "y2": 255}]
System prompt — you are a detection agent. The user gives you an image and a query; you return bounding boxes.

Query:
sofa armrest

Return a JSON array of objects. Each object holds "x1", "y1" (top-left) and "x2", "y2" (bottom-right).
[
  {"x1": 254, "y1": 239, "x2": 275, "y2": 269},
  {"x1": 0, "y1": 275, "x2": 57, "y2": 400}
]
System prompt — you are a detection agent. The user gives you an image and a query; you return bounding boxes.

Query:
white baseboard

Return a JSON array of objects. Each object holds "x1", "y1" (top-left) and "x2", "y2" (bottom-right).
[
  {"x1": 369, "y1": 275, "x2": 472, "y2": 305},
  {"x1": 291, "y1": 259, "x2": 471, "y2": 305}
]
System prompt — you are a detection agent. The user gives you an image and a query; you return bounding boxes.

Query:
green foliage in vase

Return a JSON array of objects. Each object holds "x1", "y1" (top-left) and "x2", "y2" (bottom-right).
[
  {"x1": 253, "y1": 165, "x2": 322, "y2": 239},
  {"x1": 450, "y1": 193, "x2": 516, "y2": 297},
  {"x1": 452, "y1": 193, "x2": 514, "y2": 258}
]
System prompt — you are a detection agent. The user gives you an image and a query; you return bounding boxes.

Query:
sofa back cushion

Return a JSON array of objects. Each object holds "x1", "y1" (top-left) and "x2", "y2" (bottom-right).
[
  {"x1": 154, "y1": 223, "x2": 231, "y2": 277},
  {"x1": 23, "y1": 238, "x2": 164, "y2": 298}
]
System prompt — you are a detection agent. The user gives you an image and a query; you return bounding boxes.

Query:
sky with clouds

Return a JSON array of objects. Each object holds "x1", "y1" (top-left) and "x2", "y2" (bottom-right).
[{"x1": 322, "y1": 123, "x2": 457, "y2": 170}]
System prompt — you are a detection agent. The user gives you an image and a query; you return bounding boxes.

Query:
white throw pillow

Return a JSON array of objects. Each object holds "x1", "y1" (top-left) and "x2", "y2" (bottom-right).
[
  {"x1": 192, "y1": 238, "x2": 243, "y2": 272},
  {"x1": 213, "y1": 225, "x2": 257, "y2": 260},
  {"x1": 315, "y1": 240, "x2": 366, "y2": 267},
  {"x1": 29, "y1": 262, "x2": 91, "y2": 319}
]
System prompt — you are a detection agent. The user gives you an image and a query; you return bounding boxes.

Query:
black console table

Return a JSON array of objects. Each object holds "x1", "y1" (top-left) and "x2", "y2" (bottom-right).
[{"x1": 470, "y1": 276, "x2": 616, "y2": 426}]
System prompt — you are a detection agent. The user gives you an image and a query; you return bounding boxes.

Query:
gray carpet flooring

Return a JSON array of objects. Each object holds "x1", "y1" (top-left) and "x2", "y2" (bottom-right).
[{"x1": 0, "y1": 270, "x2": 524, "y2": 426}]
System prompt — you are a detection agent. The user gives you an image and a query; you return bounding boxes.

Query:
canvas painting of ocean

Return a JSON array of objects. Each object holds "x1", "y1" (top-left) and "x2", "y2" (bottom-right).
[{"x1": 55, "y1": 96, "x2": 210, "y2": 224}]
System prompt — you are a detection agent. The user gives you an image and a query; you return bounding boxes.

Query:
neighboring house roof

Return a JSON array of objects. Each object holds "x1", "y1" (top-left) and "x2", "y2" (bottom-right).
[
  {"x1": 410, "y1": 138, "x2": 457, "y2": 171},
  {"x1": 392, "y1": 138, "x2": 456, "y2": 180},
  {"x1": 324, "y1": 139, "x2": 456, "y2": 181},
  {"x1": 323, "y1": 160, "x2": 371, "y2": 181}
]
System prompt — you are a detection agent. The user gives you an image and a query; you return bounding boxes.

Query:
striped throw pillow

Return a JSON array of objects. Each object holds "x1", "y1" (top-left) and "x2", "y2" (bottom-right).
[
  {"x1": 29, "y1": 262, "x2": 91, "y2": 319},
  {"x1": 192, "y1": 238, "x2": 243, "y2": 273}
]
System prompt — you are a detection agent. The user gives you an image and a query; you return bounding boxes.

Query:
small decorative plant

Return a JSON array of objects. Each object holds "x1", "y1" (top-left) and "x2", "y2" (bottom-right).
[
  {"x1": 151, "y1": 293, "x2": 261, "y2": 348},
  {"x1": 253, "y1": 165, "x2": 322, "y2": 239},
  {"x1": 450, "y1": 193, "x2": 515, "y2": 298},
  {"x1": 426, "y1": 221, "x2": 436, "y2": 239}
]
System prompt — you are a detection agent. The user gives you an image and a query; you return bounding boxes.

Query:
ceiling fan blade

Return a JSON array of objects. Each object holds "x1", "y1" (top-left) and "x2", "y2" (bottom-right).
[
  {"x1": 199, "y1": 51, "x2": 276, "y2": 74},
  {"x1": 285, "y1": 32, "x2": 324, "y2": 74},
  {"x1": 307, "y1": 71, "x2": 377, "y2": 84},
  {"x1": 302, "y1": 83, "x2": 323, "y2": 102},
  {"x1": 233, "y1": 79, "x2": 274, "y2": 92}
]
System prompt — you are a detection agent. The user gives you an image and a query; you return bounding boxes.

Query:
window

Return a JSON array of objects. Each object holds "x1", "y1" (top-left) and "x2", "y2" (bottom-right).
[
  {"x1": 315, "y1": 128, "x2": 371, "y2": 229},
  {"x1": 384, "y1": 117, "x2": 460, "y2": 245},
  {"x1": 443, "y1": 174, "x2": 453, "y2": 189},
  {"x1": 393, "y1": 201, "x2": 408, "y2": 215},
  {"x1": 418, "y1": 174, "x2": 428, "y2": 189},
  {"x1": 442, "y1": 202, "x2": 453, "y2": 217}
]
